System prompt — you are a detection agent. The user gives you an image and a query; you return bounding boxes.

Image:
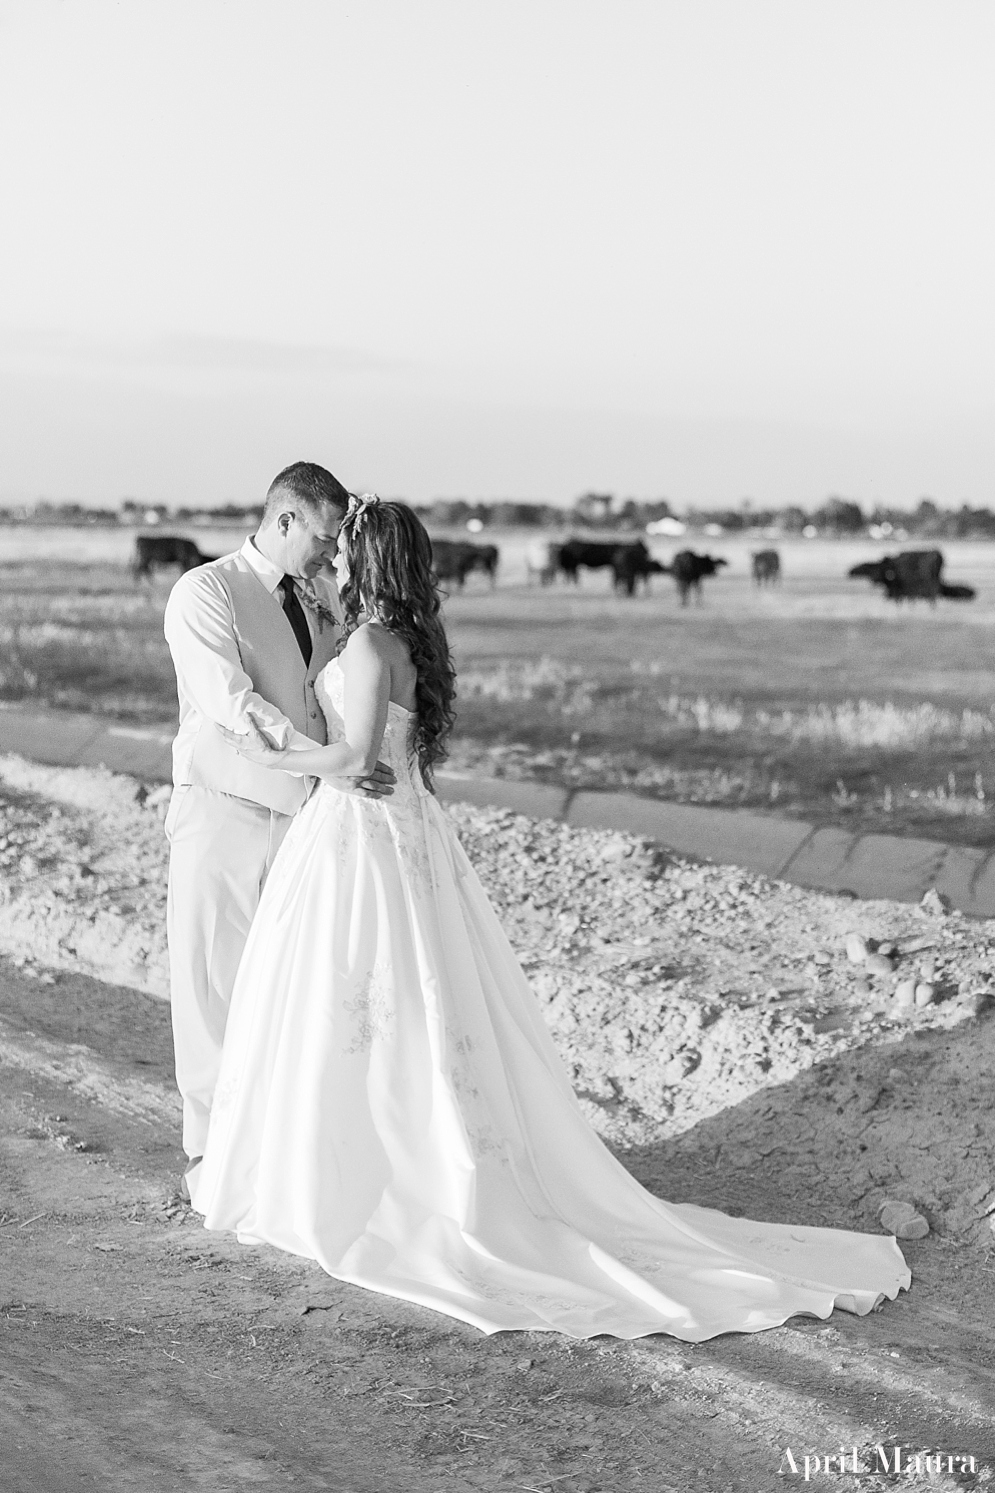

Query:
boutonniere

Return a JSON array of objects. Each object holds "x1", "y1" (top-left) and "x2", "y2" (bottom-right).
[{"x1": 295, "y1": 581, "x2": 339, "y2": 631}]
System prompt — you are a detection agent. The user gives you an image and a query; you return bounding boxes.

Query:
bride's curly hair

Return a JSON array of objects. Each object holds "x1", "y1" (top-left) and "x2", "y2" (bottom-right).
[{"x1": 335, "y1": 499, "x2": 456, "y2": 789}]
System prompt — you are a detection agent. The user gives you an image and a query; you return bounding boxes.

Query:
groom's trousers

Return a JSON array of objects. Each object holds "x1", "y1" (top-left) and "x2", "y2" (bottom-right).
[{"x1": 165, "y1": 785, "x2": 293, "y2": 1158}]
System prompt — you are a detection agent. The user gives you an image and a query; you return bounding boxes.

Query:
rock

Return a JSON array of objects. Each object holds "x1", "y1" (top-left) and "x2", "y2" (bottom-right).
[
  {"x1": 812, "y1": 950, "x2": 832, "y2": 966},
  {"x1": 845, "y1": 933, "x2": 868, "y2": 964},
  {"x1": 894, "y1": 979, "x2": 917, "y2": 1008},
  {"x1": 865, "y1": 952, "x2": 895, "y2": 977},
  {"x1": 919, "y1": 957, "x2": 936, "y2": 982},
  {"x1": 597, "y1": 838, "x2": 632, "y2": 864},
  {"x1": 920, "y1": 888, "x2": 950, "y2": 917},
  {"x1": 914, "y1": 982, "x2": 935, "y2": 1008},
  {"x1": 878, "y1": 1200, "x2": 930, "y2": 1239}
]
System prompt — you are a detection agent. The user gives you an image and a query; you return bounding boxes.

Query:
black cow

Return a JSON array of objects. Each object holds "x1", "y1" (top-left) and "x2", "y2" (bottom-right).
[
  {"x1": 556, "y1": 539, "x2": 621, "y2": 584},
  {"x1": 670, "y1": 550, "x2": 728, "y2": 606},
  {"x1": 556, "y1": 538, "x2": 665, "y2": 595},
  {"x1": 751, "y1": 549, "x2": 781, "y2": 587},
  {"x1": 848, "y1": 550, "x2": 942, "y2": 602},
  {"x1": 467, "y1": 543, "x2": 499, "y2": 585},
  {"x1": 847, "y1": 549, "x2": 973, "y2": 604},
  {"x1": 611, "y1": 544, "x2": 668, "y2": 596},
  {"x1": 430, "y1": 538, "x2": 473, "y2": 587},
  {"x1": 430, "y1": 538, "x2": 499, "y2": 589},
  {"x1": 132, "y1": 535, "x2": 217, "y2": 580}
]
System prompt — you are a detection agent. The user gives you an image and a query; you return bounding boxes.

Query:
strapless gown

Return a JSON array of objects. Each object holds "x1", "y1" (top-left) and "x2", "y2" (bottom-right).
[{"x1": 191, "y1": 660, "x2": 909, "y2": 1339}]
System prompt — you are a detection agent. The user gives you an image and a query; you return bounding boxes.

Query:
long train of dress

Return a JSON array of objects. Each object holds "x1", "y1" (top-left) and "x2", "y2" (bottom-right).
[{"x1": 191, "y1": 661, "x2": 909, "y2": 1340}]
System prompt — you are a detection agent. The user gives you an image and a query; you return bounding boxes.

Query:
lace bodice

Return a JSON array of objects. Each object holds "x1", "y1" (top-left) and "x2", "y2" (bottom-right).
[{"x1": 314, "y1": 658, "x2": 424, "y2": 798}]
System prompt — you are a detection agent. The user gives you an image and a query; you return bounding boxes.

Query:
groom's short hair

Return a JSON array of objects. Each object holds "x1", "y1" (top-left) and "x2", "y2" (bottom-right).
[{"x1": 264, "y1": 462, "x2": 350, "y2": 520}]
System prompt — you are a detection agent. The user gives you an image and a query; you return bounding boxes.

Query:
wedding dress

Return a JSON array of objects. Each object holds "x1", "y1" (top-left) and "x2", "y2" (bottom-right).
[{"x1": 191, "y1": 660, "x2": 909, "y2": 1340}]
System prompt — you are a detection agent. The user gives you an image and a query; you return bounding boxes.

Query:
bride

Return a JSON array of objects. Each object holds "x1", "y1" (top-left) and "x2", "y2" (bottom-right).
[{"x1": 191, "y1": 495, "x2": 909, "y2": 1340}]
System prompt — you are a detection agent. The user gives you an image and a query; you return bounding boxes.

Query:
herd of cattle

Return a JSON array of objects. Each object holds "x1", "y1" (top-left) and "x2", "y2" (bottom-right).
[
  {"x1": 525, "y1": 539, "x2": 731, "y2": 603},
  {"x1": 130, "y1": 533, "x2": 502, "y2": 589},
  {"x1": 130, "y1": 533, "x2": 978, "y2": 606}
]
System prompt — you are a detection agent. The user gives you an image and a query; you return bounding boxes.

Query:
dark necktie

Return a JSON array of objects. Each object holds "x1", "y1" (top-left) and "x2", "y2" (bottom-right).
[{"x1": 279, "y1": 574, "x2": 313, "y2": 667}]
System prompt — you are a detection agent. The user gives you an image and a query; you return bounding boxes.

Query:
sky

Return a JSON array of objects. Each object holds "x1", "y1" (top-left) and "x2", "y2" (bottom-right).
[{"x1": 0, "y1": 0, "x2": 993, "y2": 509}]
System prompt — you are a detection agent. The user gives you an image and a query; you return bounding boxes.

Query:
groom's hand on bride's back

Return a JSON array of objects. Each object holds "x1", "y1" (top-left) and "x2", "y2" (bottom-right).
[{"x1": 353, "y1": 760, "x2": 396, "y2": 798}]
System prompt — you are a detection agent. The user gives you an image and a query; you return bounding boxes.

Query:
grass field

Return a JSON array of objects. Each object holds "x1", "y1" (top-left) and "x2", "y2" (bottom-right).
[{"x1": 2, "y1": 526, "x2": 995, "y2": 844}]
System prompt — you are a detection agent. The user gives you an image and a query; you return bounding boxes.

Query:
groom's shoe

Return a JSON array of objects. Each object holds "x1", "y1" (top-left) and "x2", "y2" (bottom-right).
[{"x1": 180, "y1": 1156, "x2": 203, "y2": 1203}]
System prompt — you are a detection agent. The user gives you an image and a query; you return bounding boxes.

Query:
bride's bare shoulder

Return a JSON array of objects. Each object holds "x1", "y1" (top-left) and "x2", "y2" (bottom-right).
[{"x1": 340, "y1": 621, "x2": 411, "y2": 671}]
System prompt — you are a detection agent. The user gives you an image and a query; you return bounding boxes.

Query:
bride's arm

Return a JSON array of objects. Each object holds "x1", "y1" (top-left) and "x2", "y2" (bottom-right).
[{"x1": 221, "y1": 629, "x2": 391, "y2": 780}]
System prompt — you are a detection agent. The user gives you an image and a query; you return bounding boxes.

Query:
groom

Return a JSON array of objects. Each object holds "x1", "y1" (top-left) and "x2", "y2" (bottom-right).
[{"x1": 163, "y1": 461, "x2": 394, "y2": 1187}]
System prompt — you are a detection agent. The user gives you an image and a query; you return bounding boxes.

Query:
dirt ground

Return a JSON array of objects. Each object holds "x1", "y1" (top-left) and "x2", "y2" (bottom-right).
[{"x1": 3, "y1": 758, "x2": 995, "y2": 1491}]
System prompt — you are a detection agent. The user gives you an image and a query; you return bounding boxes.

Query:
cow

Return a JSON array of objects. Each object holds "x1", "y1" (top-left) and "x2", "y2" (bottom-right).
[
  {"x1": 848, "y1": 550, "x2": 942, "y2": 602},
  {"x1": 525, "y1": 540, "x2": 562, "y2": 586},
  {"x1": 467, "y1": 543, "x2": 499, "y2": 585},
  {"x1": 846, "y1": 549, "x2": 974, "y2": 604},
  {"x1": 751, "y1": 549, "x2": 781, "y2": 587},
  {"x1": 555, "y1": 538, "x2": 665, "y2": 595},
  {"x1": 430, "y1": 538, "x2": 499, "y2": 589},
  {"x1": 611, "y1": 544, "x2": 668, "y2": 597},
  {"x1": 555, "y1": 539, "x2": 621, "y2": 584},
  {"x1": 670, "y1": 550, "x2": 728, "y2": 606},
  {"x1": 132, "y1": 535, "x2": 217, "y2": 581},
  {"x1": 430, "y1": 538, "x2": 475, "y2": 587}
]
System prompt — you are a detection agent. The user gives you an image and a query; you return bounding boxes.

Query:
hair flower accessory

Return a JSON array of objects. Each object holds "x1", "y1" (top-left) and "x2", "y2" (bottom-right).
[{"x1": 346, "y1": 491, "x2": 381, "y2": 530}]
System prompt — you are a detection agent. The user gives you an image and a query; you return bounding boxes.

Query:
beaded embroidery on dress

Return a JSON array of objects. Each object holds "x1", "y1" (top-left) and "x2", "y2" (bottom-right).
[{"x1": 193, "y1": 660, "x2": 910, "y2": 1339}]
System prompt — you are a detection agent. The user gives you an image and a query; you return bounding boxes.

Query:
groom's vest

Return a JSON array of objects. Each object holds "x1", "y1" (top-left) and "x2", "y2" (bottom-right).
[{"x1": 165, "y1": 549, "x2": 340, "y2": 816}]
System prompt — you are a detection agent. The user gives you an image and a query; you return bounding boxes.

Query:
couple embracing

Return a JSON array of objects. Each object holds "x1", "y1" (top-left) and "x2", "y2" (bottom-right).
[{"x1": 163, "y1": 461, "x2": 909, "y2": 1341}]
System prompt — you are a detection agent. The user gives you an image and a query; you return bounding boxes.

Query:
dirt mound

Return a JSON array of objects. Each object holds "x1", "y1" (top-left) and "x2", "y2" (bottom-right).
[{"x1": 0, "y1": 756, "x2": 169, "y2": 994}]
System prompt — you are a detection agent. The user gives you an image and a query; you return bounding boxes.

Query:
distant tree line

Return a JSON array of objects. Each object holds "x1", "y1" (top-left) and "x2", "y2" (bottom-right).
[
  {"x1": 2, "y1": 492, "x2": 995, "y2": 538},
  {"x1": 415, "y1": 493, "x2": 995, "y2": 537},
  {"x1": 0, "y1": 499, "x2": 265, "y2": 527}
]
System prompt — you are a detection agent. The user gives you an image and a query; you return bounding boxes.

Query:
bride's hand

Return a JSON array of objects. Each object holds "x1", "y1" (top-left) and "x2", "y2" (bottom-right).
[{"x1": 216, "y1": 720, "x2": 288, "y2": 767}]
